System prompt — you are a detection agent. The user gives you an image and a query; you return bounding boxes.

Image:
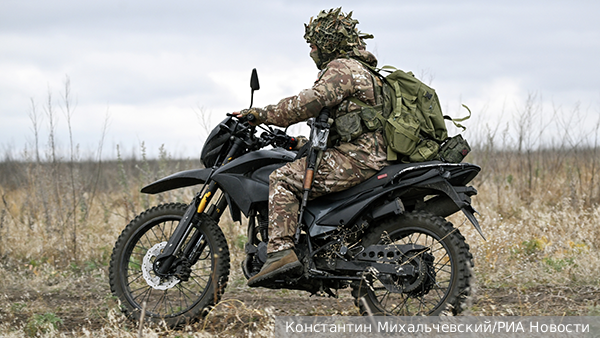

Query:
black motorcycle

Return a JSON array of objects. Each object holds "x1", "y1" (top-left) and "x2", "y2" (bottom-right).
[{"x1": 109, "y1": 70, "x2": 483, "y2": 327}]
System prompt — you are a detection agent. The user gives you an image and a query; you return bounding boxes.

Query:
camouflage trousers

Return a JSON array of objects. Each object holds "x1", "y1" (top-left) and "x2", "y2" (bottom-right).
[{"x1": 267, "y1": 144, "x2": 384, "y2": 253}]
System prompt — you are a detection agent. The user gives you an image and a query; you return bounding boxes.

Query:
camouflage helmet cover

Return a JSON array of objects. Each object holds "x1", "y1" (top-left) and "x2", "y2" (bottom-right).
[{"x1": 304, "y1": 7, "x2": 374, "y2": 56}]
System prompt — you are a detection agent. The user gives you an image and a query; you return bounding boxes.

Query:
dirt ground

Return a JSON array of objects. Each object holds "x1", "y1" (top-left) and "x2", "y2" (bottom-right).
[
  {"x1": 226, "y1": 285, "x2": 600, "y2": 317},
  {"x1": 1, "y1": 268, "x2": 598, "y2": 336}
]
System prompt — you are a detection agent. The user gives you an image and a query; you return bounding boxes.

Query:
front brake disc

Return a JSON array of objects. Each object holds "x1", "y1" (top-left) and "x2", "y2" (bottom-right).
[{"x1": 141, "y1": 242, "x2": 180, "y2": 290}]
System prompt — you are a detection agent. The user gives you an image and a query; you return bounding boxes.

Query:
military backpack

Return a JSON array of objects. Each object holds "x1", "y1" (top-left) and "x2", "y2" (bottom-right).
[{"x1": 344, "y1": 62, "x2": 472, "y2": 163}]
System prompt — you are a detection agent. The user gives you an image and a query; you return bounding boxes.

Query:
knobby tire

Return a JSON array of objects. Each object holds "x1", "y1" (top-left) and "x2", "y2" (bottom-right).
[
  {"x1": 109, "y1": 203, "x2": 230, "y2": 328},
  {"x1": 352, "y1": 210, "x2": 473, "y2": 316}
]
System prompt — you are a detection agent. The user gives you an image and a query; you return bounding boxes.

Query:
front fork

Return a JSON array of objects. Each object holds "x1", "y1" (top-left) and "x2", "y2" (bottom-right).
[
  {"x1": 153, "y1": 134, "x2": 247, "y2": 277},
  {"x1": 154, "y1": 181, "x2": 226, "y2": 277}
]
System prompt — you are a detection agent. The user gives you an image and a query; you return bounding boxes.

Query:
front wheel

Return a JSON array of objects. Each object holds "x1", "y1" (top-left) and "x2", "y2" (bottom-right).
[
  {"x1": 109, "y1": 203, "x2": 230, "y2": 328},
  {"x1": 352, "y1": 210, "x2": 473, "y2": 316}
]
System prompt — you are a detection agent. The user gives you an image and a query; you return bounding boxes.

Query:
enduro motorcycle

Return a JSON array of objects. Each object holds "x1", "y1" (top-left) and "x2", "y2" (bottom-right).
[{"x1": 109, "y1": 69, "x2": 483, "y2": 327}]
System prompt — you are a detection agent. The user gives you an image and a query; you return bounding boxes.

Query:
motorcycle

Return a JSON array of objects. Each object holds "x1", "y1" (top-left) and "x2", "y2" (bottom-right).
[{"x1": 109, "y1": 69, "x2": 483, "y2": 327}]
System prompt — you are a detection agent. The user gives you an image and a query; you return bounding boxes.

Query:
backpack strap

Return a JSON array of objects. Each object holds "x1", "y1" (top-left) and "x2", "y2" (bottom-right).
[
  {"x1": 347, "y1": 97, "x2": 388, "y2": 126},
  {"x1": 443, "y1": 104, "x2": 472, "y2": 132},
  {"x1": 379, "y1": 65, "x2": 397, "y2": 73}
]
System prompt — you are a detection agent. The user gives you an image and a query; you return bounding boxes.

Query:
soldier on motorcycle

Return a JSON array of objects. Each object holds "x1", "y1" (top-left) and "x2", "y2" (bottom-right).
[{"x1": 236, "y1": 8, "x2": 390, "y2": 287}]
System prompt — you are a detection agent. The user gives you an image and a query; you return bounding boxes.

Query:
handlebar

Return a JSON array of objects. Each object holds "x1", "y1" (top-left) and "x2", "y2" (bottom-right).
[
  {"x1": 226, "y1": 113, "x2": 297, "y2": 151},
  {"x1": 226, "y1": 111, "x2": 256, "y2": 124},
  {"x1": 261, "y1": 129, "x2": 298, "y2": 151}
]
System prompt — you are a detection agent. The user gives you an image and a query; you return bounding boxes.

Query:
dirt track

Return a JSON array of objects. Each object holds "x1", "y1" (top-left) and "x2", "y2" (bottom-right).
[
  {"x1": 222, "y1": 285, "x2": 600, "y2": 317},
  {"x1": 2, "y1": 271, "x2": 598, "y2": 336}
]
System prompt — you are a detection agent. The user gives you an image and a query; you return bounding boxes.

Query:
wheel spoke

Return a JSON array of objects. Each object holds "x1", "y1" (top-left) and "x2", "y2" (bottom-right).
[
  {"x1": 388, "y1": 294, "x2": 409, "y2": 315},
  {"x1": 131, "y1": 284, "x2": 150, "y2": 299},
  {"x1": 178, "y1": 282, "x2": 203, "y2": 299},
  {"x1": 127, "y1": 271, "x2": 144, "y2": 286}
]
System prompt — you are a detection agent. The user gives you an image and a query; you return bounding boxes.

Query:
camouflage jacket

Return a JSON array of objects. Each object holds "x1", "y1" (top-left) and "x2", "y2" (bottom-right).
[{"x1": 254, "y1": 50, "x2": 388, "y2": 171}]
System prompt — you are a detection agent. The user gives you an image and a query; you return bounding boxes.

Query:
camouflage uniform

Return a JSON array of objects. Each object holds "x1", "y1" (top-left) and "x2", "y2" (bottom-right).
[{"x1": 251, "y1": 49, "x2": 389, "y2": 253}]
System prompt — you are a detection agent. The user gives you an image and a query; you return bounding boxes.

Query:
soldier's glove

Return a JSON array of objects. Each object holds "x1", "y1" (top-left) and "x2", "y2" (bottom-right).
[{"x1": 238, "y1": 108, "x2": 265, "y2": 126}]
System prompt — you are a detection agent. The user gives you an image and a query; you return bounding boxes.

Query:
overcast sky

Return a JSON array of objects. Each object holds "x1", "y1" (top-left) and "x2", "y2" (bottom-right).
[{"x1": 1, "y1": 0, "x2": 599, "y2": 159}]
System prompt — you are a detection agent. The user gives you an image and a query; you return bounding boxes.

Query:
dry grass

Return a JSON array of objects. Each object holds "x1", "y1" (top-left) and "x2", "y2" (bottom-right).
[
  {"x1": 1, "y1": 93, "x2": 599, "y2": 336},
  {"x1": 463, "y1": 148, "x2": 600, "y2": 288}
]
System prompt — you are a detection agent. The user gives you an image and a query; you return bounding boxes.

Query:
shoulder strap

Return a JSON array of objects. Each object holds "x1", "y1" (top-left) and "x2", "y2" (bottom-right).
[
  {"x1": 348, "y1": 96, "x2": 388, "y2": 127},
  {"x1": 348, "y1": 96, "x2": 368, "y2": 107}
]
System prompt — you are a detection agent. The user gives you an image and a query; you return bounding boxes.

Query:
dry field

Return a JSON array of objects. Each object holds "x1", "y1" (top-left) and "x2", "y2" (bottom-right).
[{"x1": 1, "y1": 97, "x2": 600, "y2": 336}]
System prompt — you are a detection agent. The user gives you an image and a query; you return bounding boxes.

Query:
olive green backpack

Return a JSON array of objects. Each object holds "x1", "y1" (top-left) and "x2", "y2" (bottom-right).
[{"x1": 350, "y1": 63, "x2": 472, "y2": 163}]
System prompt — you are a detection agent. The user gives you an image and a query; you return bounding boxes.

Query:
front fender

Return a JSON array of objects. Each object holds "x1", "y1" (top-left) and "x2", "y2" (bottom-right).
[{"x1": 141, "y1": 168, "x2": 211, "y2": 194}]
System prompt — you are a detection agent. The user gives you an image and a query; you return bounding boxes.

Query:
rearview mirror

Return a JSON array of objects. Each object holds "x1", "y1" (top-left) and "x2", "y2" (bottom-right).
[
  {"x1": 250, "y1": 68, "x2": 260, "y2": 108},
  {"x1": 250, "y1": 68, "x2": 260, "y2": 91}
]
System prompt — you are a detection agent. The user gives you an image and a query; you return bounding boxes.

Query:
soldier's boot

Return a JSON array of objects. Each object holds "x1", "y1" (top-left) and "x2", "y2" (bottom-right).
[{"x1": 247, "y1": 249, "x2": 303, "y2": 288}]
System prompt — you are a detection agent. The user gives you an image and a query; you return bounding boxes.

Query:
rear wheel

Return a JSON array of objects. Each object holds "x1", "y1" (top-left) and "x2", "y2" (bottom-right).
[
  {"x1": 109, "y1": 203, "x2": 230, "y2": 328},
  {"x1": 352, "y1": 210, "x2": 472, "y2": 315}
]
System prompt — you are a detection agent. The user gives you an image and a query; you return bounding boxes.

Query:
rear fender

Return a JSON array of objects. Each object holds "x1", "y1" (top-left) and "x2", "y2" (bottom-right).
[
  {"x1": 414, "y1": 178, "x2": 485, "y2": 240},
  {"x1": 140, "y1": 168, "x2": 211, "y2": 194},
  {"x1": 364, "y1": 177, "x2": 484, "y2": 240}
]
